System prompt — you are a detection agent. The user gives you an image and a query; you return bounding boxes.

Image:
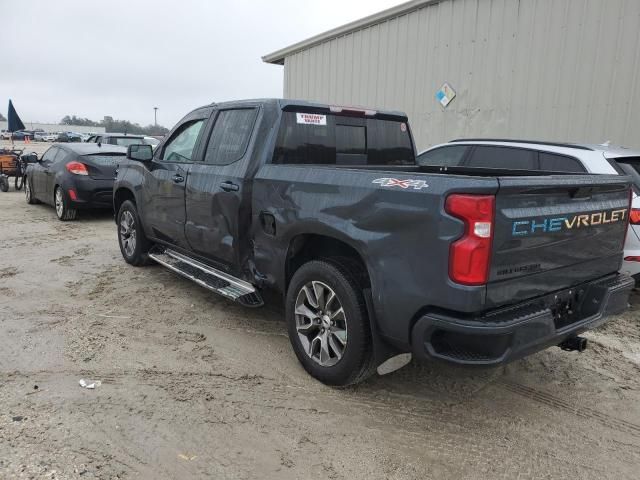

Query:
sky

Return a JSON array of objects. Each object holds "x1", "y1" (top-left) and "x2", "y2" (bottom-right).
[{"x1": 2, "y1": 0, "x2": 404, "y2": 128}]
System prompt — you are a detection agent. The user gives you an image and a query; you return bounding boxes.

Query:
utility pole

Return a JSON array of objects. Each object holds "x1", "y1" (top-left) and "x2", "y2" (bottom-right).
[{"x1": 153, "y1": 107, "x2": 158, "y2": 126}]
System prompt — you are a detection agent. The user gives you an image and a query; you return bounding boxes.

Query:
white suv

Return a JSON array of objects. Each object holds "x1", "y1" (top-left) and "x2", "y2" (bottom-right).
[{"x1": 418, "y1": 139, "x2": 640, "y2": 280}]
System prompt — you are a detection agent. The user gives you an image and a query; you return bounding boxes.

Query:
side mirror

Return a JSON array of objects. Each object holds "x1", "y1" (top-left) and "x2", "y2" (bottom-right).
[
  {"x1": 127, "y1": 144, "x2": 153, "y2": 162},
  {"x1": 21, "y1": 153, "x2": 38, "y2": 163}
]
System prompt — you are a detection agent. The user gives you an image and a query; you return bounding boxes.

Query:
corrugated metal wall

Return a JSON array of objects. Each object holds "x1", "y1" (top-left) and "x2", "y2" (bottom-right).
[{"x1": 283, "y1": 0, "x2": 640, "y2": 151}]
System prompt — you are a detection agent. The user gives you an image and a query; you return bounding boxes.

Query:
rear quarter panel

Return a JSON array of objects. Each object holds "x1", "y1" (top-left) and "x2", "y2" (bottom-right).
[{"x1": 251, "y1": 165, "x2": 499, "y2": 344}]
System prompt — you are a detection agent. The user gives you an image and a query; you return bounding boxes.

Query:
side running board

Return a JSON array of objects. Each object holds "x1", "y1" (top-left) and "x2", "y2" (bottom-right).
[{"x1": 148, "y1": 248, "x2": 263, "y2": 307}]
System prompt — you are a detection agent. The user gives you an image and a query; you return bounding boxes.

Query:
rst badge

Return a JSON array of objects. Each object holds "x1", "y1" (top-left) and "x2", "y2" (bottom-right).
[{"x1": 373, "y1": 178, "x2": 429, "y2": 190}]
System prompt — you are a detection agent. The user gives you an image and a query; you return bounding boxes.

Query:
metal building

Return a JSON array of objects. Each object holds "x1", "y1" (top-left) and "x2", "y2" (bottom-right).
[{"x1": 263, "y1": 0, "x2": 640, "y2": 151}]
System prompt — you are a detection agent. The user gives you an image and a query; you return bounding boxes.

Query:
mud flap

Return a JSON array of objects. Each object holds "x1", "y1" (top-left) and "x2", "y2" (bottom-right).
[{"x1": 363, "y1": 288, "x2": 412, "y2": 376}]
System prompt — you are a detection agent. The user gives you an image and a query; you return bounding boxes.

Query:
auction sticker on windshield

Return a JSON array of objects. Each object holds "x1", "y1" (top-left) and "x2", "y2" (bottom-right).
[{"x1": 296, "y1": 113, "x2": 327, "y2": 126}]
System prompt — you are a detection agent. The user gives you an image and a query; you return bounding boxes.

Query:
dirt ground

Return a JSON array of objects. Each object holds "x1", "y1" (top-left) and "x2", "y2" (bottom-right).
[{"x1": 1, "y1": 140, "x2": 640, "y2": 479}]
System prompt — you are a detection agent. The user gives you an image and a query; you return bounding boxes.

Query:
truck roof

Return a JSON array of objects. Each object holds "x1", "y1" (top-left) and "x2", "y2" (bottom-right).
[{"x1": 205, "y1": 98, "x2": 408, "y2": 120}]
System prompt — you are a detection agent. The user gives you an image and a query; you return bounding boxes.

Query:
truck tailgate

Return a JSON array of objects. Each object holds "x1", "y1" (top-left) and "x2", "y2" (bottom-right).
[{"x1": 488, "y1": 175, "x2": 630, "y2": 306}]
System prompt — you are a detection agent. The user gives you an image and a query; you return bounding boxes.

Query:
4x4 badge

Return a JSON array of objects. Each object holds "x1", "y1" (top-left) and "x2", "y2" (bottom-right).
[{"x1": 373, "y1": 178, "x2": 429, "y2": 190}]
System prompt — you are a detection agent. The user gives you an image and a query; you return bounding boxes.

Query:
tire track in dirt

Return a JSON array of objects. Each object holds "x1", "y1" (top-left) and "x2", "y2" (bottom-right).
[{"x1": 500, "y1": 380, "x2": 640, "y2": 438}]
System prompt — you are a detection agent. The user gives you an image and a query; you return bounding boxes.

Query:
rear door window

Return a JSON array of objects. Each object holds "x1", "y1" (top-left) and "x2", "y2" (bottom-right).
[
  {"x1": 539, "y1": 152, "x2": 586, "y2": 172},
  {"x1": 41, "y1": 147, "x2": 58, "y2": 163},
  {"x1": 417, "y1": 145, "x2": 469, "y2": 167},
  {"x1": 467, "y1": 146, "x2": 536, "y2": 170},
  {"x1": 272, "y1": 111, "x2": 414, "y2": 166},
  {"x1": 204, "y1": 109, "x2": 258, "y2": 166}
]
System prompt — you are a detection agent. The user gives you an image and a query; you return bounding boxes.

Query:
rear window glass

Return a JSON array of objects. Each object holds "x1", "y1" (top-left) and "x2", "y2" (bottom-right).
[
  {"x1": 612, "y1": 157, "x2": 640, "y2": 193},
  {"x1": 272, "y1": 111, "x2": 414, "y2": 166},
  {"x1": 417, "y1": 145, "x2": 469, "y2": 167},
  {"x1": 539, "y1": 152, "x2": 585, "y2": 173},
  {"x1": 114, "y1": 137, "x2": 145, "y2": 147},
  {"x1": 468, "y1": 146, "x2": 536, "y2": 170},
  {"x1": 84, "y1": 154, "x2": 126, "y2": 165}
]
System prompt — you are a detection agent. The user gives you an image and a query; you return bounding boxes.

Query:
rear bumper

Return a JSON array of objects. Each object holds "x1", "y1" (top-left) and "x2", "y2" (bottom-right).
[
  {"x1": 411, "y1": 273, "x2": 633, "y2": 366},
  {"x1": 66, "y1": 177, "x2": 114, "y2": 209}
]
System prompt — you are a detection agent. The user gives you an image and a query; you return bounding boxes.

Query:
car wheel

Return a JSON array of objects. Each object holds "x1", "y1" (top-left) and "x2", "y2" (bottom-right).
[
  {"x1": 286, "y1": 260, "x2": 375, "y2": 386},
  {"x1": 54, "y1": 186, "x2": 77, "y2": 221},
  {"x1": 14, "y1": 174, "x2": 24, "y2": 191},
  {"x1": 117, "y1": 200, "x2": 151, "y2": 266},
  {"x1": 25, "y1": 178, "x2": 39, "y2": 204}
]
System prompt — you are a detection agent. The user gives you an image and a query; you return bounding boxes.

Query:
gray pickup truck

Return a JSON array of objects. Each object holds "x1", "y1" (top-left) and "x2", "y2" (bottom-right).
[{"x1": 113, "y1": 99, "x2": 634, "y2": 385}]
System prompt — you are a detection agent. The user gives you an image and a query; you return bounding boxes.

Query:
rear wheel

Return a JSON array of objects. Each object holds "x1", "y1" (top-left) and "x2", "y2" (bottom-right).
[
  {"x1": 117, "y1": 200, "x2": 151, "y2": 266},
  {"x1": 54, "y1": 186, "x2": 77, "y2": 221},
  {"x1": 286, "y1": 260, "x2": 374, "y2": 386}
]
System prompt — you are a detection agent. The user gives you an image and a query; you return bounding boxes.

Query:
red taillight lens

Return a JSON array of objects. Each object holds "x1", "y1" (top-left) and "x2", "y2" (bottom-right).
[
  {"x1": 66, "y1": 161, "x2": 89, "y2": 175},
  {"x1": 445, "y1": 194, "x2": 495, "y2": 286},
  {"x1": 629, "y1": 208, "x2": 640, "y2": 225}
]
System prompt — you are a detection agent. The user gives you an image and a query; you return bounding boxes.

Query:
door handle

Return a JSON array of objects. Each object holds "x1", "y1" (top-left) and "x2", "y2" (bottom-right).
[
  {"x1": 172, "y1": 174, "x2": 185, "y2": 183},
  {"x1": 220, "y1": 181, "x2": 239, "y2": 192}
]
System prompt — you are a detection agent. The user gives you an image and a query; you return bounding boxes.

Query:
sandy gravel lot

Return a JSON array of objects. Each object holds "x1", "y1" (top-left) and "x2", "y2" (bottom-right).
[{"x1": 1, "y1": 140, "x2": 640, "y2": 479}]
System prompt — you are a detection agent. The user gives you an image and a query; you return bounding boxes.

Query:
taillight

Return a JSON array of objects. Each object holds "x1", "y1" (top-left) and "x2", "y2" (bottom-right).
[
  {"x1": 630, "y1": 209, "x2": 640, "y2": 225},
  {"x1": 445, "y1": 194, "x2": 495, "y2": 286},
  {"x1": 66, "y1": 161, "x2": 89, "y2": 175}
]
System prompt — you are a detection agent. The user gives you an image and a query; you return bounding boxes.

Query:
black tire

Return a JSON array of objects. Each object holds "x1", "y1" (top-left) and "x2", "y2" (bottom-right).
[
  {"x1": 54, "y1": 186, "x2": 77, "y2": 221},
  {"x1": 286, "y1": 260, "x2": 375, "y2": 386},
  {"x1": 14, "y1": 174, "x2": 24, "y2": 191},
  {"x1": 117, "y1": 200, "x2": 151, "y2": 266},
  {"x1": 0, "y1": 176, "x2": 8, "y2": 193},
  {"x1": 25, "y1": 178, "x2": 39, "y2": 204}
]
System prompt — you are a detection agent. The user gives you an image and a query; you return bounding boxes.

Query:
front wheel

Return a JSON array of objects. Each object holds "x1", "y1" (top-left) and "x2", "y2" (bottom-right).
[
  {"x1": 14, "y1": 173, "x2": 24, "y2": 191},
  {"x1": 54, "y1": 186, "x2": 77, "y2": 221},
  {"x1": 25, "y1": 178, "x2": 39, "y2": 204},
  {"x1": 117, "y1": 200, "x2": 151, "y2": 266},
  {"x1": 286, "y1": 260, "x2": 374, "y2": 386}
]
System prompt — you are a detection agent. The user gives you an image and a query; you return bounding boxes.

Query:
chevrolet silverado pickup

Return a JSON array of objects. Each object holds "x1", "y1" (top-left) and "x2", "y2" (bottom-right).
[{"x1": 113, "y1": 99, "x2": 634, "y2": 386}]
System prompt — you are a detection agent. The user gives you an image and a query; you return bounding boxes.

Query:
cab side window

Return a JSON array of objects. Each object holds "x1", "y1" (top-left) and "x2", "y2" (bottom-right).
[
  {"x1": 204, "y1": 109, "x2": 257, "y2": 166},
  {"x1": 161, "y1": 120, "x2": 205, "y2": 163}
]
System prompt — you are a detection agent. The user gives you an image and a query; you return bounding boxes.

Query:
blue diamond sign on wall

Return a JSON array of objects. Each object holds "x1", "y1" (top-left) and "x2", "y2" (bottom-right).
[{"x1": 435, "y1": 83, "x2": 456, "y2": 108}]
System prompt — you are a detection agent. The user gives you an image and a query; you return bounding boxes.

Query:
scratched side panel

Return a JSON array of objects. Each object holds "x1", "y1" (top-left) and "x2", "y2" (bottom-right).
[{"x1": 251, "y1": 164, "x2": 498, "y2": 344}]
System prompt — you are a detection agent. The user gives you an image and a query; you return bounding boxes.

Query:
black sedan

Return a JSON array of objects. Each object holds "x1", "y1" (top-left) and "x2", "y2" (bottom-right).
[{"x1": 24, "y1": 143, "x2": 127, "y2": 220}]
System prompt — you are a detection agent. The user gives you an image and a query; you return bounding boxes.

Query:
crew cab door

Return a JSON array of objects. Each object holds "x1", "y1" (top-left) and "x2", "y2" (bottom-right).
[
  {"x1": 185, "y1": 107, "x2": 259, "y2": 271},
  {"x1": 141, "y1": 116, "x2": 207, "y2": 249}
]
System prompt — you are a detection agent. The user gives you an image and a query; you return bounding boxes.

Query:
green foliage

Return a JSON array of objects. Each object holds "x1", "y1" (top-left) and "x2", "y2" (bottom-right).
[{"x1": 59, "y1": 115, "x2": 169, "y2": 136}]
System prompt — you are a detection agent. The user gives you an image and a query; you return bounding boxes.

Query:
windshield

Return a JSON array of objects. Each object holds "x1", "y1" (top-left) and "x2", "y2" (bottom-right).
[{"x1": 272, "y1": 111, "x2": 415, "y2": 166}]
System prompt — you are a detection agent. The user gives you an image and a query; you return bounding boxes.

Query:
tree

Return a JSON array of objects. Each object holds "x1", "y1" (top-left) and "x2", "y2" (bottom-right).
[
  {"x1": 0, "y1": 112, "x2": 6, "y2": 121},
  {"x1": 58, "y1": 114, "x2": 168, "y2": 135}
]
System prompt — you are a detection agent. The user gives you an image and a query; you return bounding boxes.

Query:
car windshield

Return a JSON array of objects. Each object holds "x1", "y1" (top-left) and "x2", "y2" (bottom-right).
[{"x1": 114, "y1": 137, "x2": 145, "y2": 147}]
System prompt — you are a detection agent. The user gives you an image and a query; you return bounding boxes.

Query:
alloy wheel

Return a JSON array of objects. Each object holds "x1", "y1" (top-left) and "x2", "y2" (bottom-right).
[
  {"x1": 294, "y1": 281, "x2": 347, "y2": 367},
  {"x1": 119, "y1": 210, "x2": 137, "y2": 257},
  {"x1": 55, "y1": 188, "x2": 64, "y2": 218}
]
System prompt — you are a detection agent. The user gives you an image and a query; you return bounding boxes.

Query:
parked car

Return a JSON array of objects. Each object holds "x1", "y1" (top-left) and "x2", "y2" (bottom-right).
[
  {"x1": 43, "y1": 132, "x2": 59, "y2": 142},
  {"x1": 87, "y1": 133, "x2": 146, "y2": 148},
  {"x1": 113, "y1": 99, "x2": 633, "y2": 386},
  {"x1": 418, "y1": 139, "x2": 640, "y2": 281},
  {"x1": 24, "y1": 143, "x2": 126, "y2": 220},
  {"x1": 33, "y1": 132, "x2": 47, "y2": 142},
  {"x1": 0, "y1": 130, "x2": 12, "y2": 140},
  {"x1": 56, "y1": 132, "x2": 82, "y2": 143},
  {"x1": 12, "y1": 130, "x2": 34, "y2": 141},
  {"x1": 142, "y1": 136, "x2": 160, "y2": 148}
]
